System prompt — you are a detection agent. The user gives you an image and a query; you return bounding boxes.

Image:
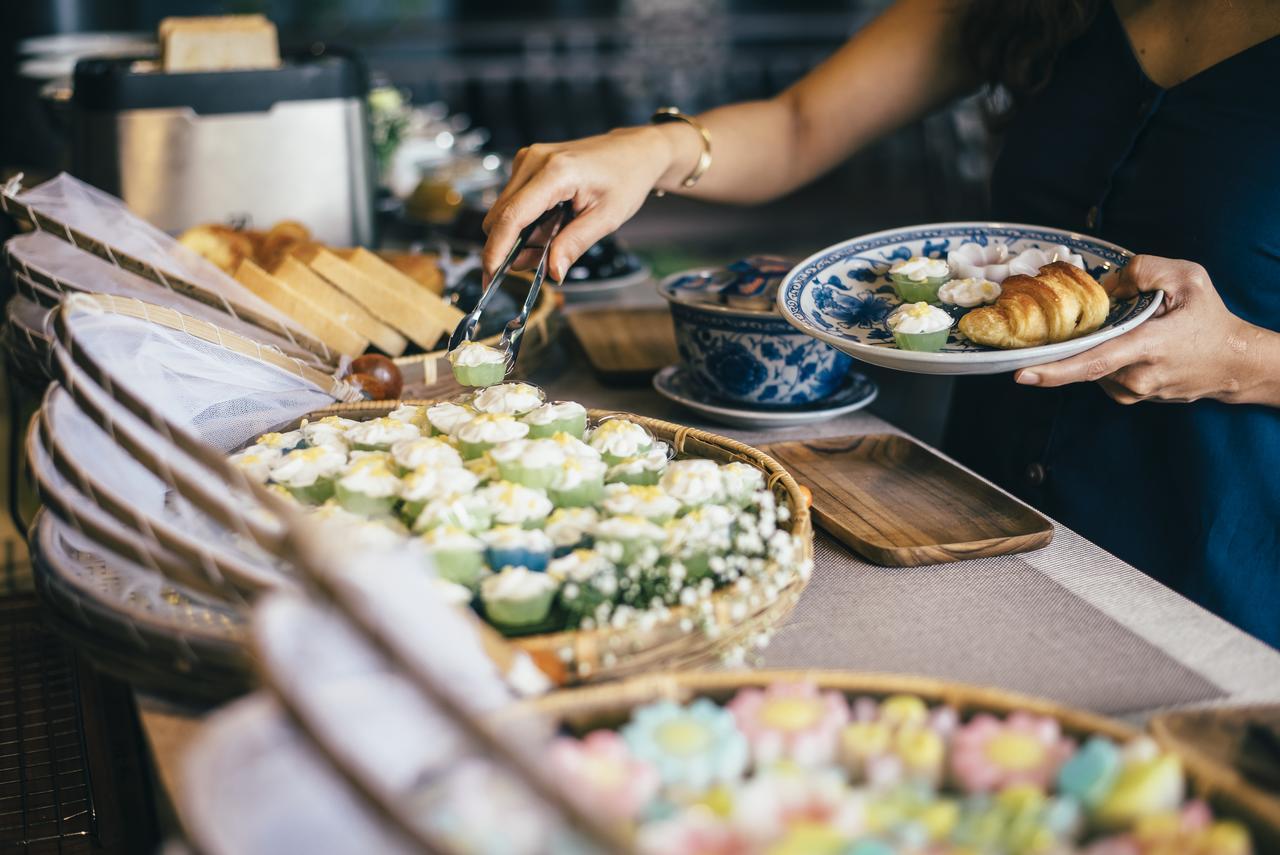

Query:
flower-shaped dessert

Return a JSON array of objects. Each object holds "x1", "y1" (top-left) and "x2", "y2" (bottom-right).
[
  {"x1": 637, "y1": 808, "x2": 751, "y2": 855},
  {"x1": 623, "y1": 699, "x2": 749, "y2": 795},
  {"x1": 726, "y1": 682, "x2": 850, "y2": 767},
  {"x1": 950, "y1": 712, "x2": 1076, "y2": 793},
  {"x1": 731, "y1": 765, "x2": 866, "y2": 844},
  {"x1": 547, "y1": 730, "x2": 659, "y2": 821}
]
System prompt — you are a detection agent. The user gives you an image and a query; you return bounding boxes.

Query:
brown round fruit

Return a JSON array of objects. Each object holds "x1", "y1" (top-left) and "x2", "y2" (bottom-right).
[{"x1": 346, "y1": 354, "x2": 403, "y2": 400}]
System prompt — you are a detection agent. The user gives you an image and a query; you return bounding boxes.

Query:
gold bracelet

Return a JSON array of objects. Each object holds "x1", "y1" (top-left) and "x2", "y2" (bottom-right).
[{"x1": 650, "y1": 106, "x2": 712, "y2": 197}]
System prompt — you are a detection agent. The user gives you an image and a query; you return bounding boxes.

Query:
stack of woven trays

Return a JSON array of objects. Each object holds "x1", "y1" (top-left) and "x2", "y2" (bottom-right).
[{"x1": 14, "y1": 277, "x2": 812, "y2": 697}]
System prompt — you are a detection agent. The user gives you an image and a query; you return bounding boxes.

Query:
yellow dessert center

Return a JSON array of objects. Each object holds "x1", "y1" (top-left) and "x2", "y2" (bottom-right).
[
  {"x1": 905, "y1": 302, "x2": 933, "y2": 319},
  {"x1": 841, "y1": 722, "x2": 891, "y2": 755},
  {"x1": 984, "y1": 732, "x2": 1047, "y2": 770},
  {"x1": 759, "y1": 698, "x2": 822, "y2": 732},
  {"x1": 881, "y1": 694, "x2": 929, "y2": 727},
  {"x1": 655, "y1": 719, "x2": 712, "y2": 756}
]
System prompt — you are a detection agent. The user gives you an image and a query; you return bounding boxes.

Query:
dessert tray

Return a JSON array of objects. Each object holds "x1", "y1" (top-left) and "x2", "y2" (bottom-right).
[
  {"x1": 778, "y1": 223, "x2": 1163, "y2": 375},
  {"x1": 243, "y1": 396, "x2": 814, "y2": 683}
]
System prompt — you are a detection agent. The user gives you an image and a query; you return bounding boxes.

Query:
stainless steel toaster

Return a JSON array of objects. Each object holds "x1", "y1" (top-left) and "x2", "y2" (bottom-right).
[{"x1": 70, "y1": 50, "x2": 375, "y2": 246}]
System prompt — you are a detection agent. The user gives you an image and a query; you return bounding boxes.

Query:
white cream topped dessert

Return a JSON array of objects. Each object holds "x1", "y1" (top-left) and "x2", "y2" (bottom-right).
[
  {"x1": 888, "y1": 302, "x2": 953, "y2": 335},
  {"x1": 228, "y1": 446, "x2": 281, "y2": 483},
  {"x1": 889, "y1": 256, "x2": 950, "y2": 282},
  {"x1": 456, "y1": 413, "x2": 531, "y2": 458},
  {"x1": 254, "y1": 430, "x2": 303, "y2": 451},
  {"x1": 345, "y1": 416, "x2": 422, "y2": 451},
  {"x1": 938, "y1": 277, "x2": 1002, "y2": 308},
  {"x1": 887, "y1": 302, "x2": 954, "y2": 353},
  {"x1": 602, "y1": 483, "x2": 681, "y2": 523},
  {"x1": 448, "y1": 341, "x2": 507, "y2": 387},
  {"x1": 660, "y1": 459, "x2": 724, "y2": 509},
  {"x1": 391, "y1": 436, "x2": 464, "y2": 472},
  {"x1": 479, "y1": 481, "x2": 554, "y2": 527},
  {"x1": 587, "y1": 419, "x2": 654, "y2": 465},
  {"x1": 426, "y1": 401, "x2": 475, "y2": 437},
  {"x1": 472, "y1": 382, "x2": 545, "y2": 416}
]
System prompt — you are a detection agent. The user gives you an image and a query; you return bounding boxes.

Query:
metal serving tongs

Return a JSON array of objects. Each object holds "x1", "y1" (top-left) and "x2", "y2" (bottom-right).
[{"x1": 448, "y1": 201, "x2": 571, "y2": 371}]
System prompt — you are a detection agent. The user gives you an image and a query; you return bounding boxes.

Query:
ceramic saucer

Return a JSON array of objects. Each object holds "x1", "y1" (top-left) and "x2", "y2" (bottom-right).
[{"x1": 653, "y1": 365, "x2": 877, "y2": 429}]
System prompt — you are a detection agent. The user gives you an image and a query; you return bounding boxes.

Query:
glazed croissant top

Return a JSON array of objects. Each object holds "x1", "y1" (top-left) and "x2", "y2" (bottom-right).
[{"x1": 958, "y1": 261, "x2": 1110, "y2": 349}]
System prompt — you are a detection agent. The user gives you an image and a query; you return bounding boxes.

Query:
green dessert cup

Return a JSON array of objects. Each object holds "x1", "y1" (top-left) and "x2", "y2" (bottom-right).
[
  {"x1": 890, "y1": 273, "x2": 949, "y2": 305},
  {"x1": 451, "y1": 360, "x2": 506, "y2": 388},
  {"x1": 892, "y1": 328, "x2": 951, "y2": 352},
  {"x1": 335, "y1": 485, "x2": 399, "y2": 517}
]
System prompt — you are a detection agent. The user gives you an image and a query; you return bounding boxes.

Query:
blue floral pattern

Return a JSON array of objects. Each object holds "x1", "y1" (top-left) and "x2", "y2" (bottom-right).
[
  {"x1": 779, "y1": 224, "x2": 1156, "y2": 355},
  {"x1": 669, "y1": 301, "x2": 853, "y2": 406}
]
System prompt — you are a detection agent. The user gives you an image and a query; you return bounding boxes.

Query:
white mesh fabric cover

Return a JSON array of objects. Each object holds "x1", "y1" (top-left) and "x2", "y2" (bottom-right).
[
  {"x1": 63, "y1": 300, "x2": 337, "y2": 452},
  {"x1": 44, "y1": 387, "x2": 281, "y2": 581},
  {"x1": 7, "y1": 231, "x2": 317, "y2": 361},
  {"x1": 15, "y1": 173, "x2": 299, "y2": 331}
]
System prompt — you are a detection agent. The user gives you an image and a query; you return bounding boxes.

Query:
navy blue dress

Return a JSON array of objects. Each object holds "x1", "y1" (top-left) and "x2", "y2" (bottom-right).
[{"x1": 946, "y1": 2, "x2": 1280, "y2": 647}]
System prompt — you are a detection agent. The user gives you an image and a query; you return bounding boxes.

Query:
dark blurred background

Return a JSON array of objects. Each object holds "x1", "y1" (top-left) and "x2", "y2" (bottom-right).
[
  {"x1": 2, "y1": 0, "x2": 994, "y2": 256},
  {"x1": 2, "y1": 0, "x2": 995, "y2": 440}
]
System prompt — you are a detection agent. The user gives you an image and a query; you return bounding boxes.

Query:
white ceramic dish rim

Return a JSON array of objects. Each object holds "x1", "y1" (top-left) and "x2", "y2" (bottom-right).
[
  {"x1": 775, "y1": 221, "x2": 1164, "y2": 366},
  {"x1": 653, "y1": 365, "x2": 878, "y2": 426}
]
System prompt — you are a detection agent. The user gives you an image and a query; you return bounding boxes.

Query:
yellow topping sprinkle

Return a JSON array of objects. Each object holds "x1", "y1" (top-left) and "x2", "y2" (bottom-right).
[{"x1": 758, "y1": 698, "x2": 822, "y2": 732}]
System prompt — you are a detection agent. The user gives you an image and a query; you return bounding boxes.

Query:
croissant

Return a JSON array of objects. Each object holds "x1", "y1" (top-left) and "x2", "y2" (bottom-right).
[{"x1": 959, "y1": 261, "x2": 1110, "y2": 349}]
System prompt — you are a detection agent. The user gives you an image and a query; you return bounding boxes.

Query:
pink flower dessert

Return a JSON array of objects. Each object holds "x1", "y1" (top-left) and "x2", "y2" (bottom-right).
[
  {"x1": 727, "y1": 682, "x2": 850, "y2": 767},
  {"x1": 547, "y1": 730, "x2": 660, "y2": 821},
  {"x1": 638, "y1": 809, "x2": 752, "y2": 855},
  {"x1": 950, "y1": 712, "x2": 1076, "y2": 793}
]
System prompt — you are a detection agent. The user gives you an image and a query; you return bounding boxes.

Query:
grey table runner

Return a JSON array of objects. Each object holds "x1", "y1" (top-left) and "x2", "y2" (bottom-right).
[
  {"x1": 763, "y1": 534, "x2": 1225, "y2": 716},
  {"x1": 529, "y1": 344, "x2": 1280, "y2": 718}
]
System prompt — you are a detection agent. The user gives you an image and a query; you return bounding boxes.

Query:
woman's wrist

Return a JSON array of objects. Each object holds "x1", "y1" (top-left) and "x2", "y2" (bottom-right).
[
  {"x1": 1225, "y1": 318, "x2": 1280, "y2": 406},
  {"x1": 649, "y1": 121, "x2": 704, "y2": 193}
]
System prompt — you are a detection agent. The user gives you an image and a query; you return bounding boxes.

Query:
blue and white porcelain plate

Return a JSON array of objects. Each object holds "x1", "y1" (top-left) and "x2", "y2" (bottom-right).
[
  {"x1": 777, "y1": 222, "x2": 1164, "y2": 375},
  {"x1": 653, "y1": 365, "x2": 877, "y2": 430}
]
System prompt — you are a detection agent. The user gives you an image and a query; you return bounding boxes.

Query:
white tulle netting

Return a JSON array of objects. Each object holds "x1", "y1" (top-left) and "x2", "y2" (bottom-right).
[
  {"x1": 61, "y1": 299, "x2": 337, "y2": 453},
  {"x1": 6, "y1": 231, "x2": 318, "y2": 362},
  {"x1": 14, "y1": 173, "x2": 301, "y2": 332}
]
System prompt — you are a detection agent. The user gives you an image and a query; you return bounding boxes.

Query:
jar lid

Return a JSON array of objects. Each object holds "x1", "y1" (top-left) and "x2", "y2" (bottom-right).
[{"x1": 659, "y1": 255, "x2": 794, "y2": 313}]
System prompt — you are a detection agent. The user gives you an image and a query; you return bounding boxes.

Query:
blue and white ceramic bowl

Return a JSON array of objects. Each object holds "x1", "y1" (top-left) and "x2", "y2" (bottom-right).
[
  {"x1": 777, "y1": 223, "x2": 1163, "y2": 376},
  {"x1": 660, "y1": 256, "x2": 854, "y2": 406}
]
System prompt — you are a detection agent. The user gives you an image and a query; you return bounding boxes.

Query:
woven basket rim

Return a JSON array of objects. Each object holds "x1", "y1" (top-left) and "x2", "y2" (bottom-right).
[
  {"x1": 8, "y1": 267, "x2": 62, "y2": 308},
  {"x1": 37, "y1": 385, "x2": 280, "y2": 597},
  {"x1": 30, "y1": 508, "x2": 249, "y2": 652},
  {"x1": 47, "y1": 334, "x2": 287, "y2": 560},
  {"x1": 0, "y1": 191, "x2": 340, "y2": 367},
  {"x1": 292, "y1": 400, "x2": 814, "y2": 684},
  {"x1": 516, "y1": 669, "x2": 1280, "y2": 847},
  {"x1": 55, "y1": 292, "x2": 359, "y2": 401},
  {"x1": 25, "y1": 406, "x2": 233, "y2": 598}
]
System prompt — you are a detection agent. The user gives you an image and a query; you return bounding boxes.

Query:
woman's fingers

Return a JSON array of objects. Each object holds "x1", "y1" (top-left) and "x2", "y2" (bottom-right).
[
  {"x1": 544, "y1": 206, "x2": 620, "y2": 281},
  {"x1": 1110, "y1": 255, "x2": 1210, "y2": 312},
  {"x1": 481, "y1": 174, "x2": 573, "y2": 283},
  {"x1": 1014, "y1": 327, "x2": 1152, "y2": 388}
]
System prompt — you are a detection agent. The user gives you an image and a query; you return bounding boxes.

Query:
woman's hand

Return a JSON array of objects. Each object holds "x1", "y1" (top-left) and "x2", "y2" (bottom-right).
[
  {"x1": 480, "y1": 126, "x2": 682, "y2": 283},
  {"x1": 1014, "y1": 255, "x2": 1279, "y2": 406}
]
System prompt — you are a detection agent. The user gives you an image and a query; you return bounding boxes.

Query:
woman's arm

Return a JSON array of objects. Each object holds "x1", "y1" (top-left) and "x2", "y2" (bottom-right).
[
  {"x1": 1015, "y1": 256, "x2": 1280, "y2": 408},
  {"x1": 483, "y1": 0, "x2": 976, "y2": 281}
]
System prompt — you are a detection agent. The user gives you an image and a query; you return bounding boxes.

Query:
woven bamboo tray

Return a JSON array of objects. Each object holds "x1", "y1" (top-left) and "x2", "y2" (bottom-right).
[
  {"x1": 1, "y1": 177, "x2": 339, "y2": 369},
  {"x1": 517, "y1": 670, "x2": 1280, "y2": 851},
  {"x1": 36, "y1": 386, "x2": 284, "y2": 597},
  {"x1": 291, "y1": 400, "x2": 813, "y2": 685},
  {"x1": 29, "y1": 509, "x2": 253, "y2": 701},
  {"x1": 5, "y1": 295, "x2": 54, "y2": 386},
  {"x1": 1150, "y1": 709, "x2": 1280, "y2": 853}
]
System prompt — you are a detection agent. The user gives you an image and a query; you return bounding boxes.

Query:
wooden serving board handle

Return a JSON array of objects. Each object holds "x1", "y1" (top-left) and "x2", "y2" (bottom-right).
[{"x1": 763, "y1": 434, "x2": 1053, "y2": 566}]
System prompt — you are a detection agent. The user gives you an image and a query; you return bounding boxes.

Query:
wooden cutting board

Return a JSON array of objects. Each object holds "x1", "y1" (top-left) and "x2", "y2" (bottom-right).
[
  {"x1": 567, "y1": 307, "x2": 678, "y2": 379},
  {"x1": 764, "y1": 434, "x2": 1053, "y2": 566}
]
